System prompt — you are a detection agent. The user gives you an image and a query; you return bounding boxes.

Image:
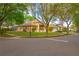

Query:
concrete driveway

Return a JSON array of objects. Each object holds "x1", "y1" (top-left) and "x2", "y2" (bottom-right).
[{"x1": 0, "y1": 34, "x2": 79, "y2": 56}]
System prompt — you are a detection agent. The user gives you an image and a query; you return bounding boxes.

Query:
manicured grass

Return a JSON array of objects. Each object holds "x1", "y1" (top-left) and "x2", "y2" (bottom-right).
[
  {"x1": 5, "y1": 31, "x2": 65, "y2": 37},
  {"x1": 6, "y1": 31, "x2": 30, "y2": 37}
]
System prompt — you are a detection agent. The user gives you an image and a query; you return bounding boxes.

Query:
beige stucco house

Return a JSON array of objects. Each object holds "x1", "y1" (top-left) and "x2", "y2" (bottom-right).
[{"x1": 16, "y1": 20, "x2": 54, "y2": 32}]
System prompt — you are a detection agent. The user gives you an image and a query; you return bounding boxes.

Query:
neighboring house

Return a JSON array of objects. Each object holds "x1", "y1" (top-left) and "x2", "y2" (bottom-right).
[{"x1": 16, "y1": 20, "x2": 54, "y2": 32}]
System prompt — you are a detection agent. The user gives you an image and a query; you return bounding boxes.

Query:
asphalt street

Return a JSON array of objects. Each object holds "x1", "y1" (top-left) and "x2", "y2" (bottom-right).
[{"x1": 0, "y1": 34, "x2": 79, "y2": 56}]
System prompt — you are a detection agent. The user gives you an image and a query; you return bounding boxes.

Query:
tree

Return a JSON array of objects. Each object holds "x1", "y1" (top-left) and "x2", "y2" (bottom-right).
[
  {"x1": 5, "y1": 10, "x2": 25, "y2": 26},
  {"x1": 31, "y1": 3, "x2": 59, "y2": 36},
  {"x1": 73, "y1": 14, "x2": 79, "y2": 32},
  {"x1": 71, "y1": 4, "x2": 79, "y2": 32},
  {"x1": 57, "y1": 4, "x2": 73, "y2": 34},
  {"x1": 0, "y1": 3, "x2": 28, "y2": 34},
  {"x1": 0, "y1": 3, "x2": 28, "y2": 28}
]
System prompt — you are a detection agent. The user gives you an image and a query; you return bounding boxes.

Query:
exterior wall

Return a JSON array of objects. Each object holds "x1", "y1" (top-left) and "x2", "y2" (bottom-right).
[
  {"x1": 36, "y1": 24, "x2": 40, "y2": 32},
  {"x1": 16, "y1": 20, "x2": 54, "y2": 32},
  {"x1": 16, "y1": 27, "x2": 23, "y2": 31},
  {"x1": 31, "y1": 20, "x2": 40, "y2": 32}
]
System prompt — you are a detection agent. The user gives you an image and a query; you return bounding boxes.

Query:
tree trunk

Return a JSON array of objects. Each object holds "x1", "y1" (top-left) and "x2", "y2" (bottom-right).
[
  {"x1": 0, "y1": 20, "x2": 3, "y2": 35},
  {"x1": 76, "y1": 27, "x2": 79, "y2": 33},
  {"x1": 29, "y1": 25, "x2": 32, "y2": 38},
  {"x1": 45, "y1": 24, "x2": 49, "y2": 37},
  {"x1": 75, "y1": 25, "x2": 79, "y2": 33},
  {"x1": 66, "y1": 24, "x2": 69, "y2": 34}
]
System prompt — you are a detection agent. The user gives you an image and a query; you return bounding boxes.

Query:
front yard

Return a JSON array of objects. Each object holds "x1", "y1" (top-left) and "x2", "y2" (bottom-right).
[{"x1": 1, "y1": 31, "x2": 66, "y2": 38}]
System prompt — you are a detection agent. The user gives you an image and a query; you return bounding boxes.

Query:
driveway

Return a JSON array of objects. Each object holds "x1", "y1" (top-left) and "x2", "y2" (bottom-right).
[{"x1": 0, "y1": 34, "x2": 79, "y2": 56}]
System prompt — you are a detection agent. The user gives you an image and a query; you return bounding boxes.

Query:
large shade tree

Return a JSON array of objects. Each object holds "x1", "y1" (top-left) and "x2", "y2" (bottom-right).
[
  {"x1": 0, "y1": 3, "x2": 29, "y2": 34},
  {"x1": 57, "y1": 4, "x2": 74, "y2": 34},
  {"x1": 0, "y1": 3, "x2": 28, "y2": 29},
  {"x1": 31, "y1": 3, "x2": 59, "y2": 36},
  {"x1": 5, "y1": 10, "x2": 25, "y2": 26}
]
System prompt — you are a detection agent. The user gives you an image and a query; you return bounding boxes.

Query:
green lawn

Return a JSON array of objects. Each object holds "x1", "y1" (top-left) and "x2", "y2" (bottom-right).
[{"x1": 4, "y1": 31, "x2": 65, "y2": 38}]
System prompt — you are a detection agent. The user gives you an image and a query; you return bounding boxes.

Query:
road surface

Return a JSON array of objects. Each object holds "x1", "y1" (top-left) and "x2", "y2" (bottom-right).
[{"x1": 0, "y1": 34, "x2": 79, "y2": 56}]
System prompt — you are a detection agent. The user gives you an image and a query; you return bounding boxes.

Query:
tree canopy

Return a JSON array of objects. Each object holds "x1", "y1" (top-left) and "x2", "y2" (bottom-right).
[{"x1": 0, "y1": 3, "x2": 28, "y2": 26}]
